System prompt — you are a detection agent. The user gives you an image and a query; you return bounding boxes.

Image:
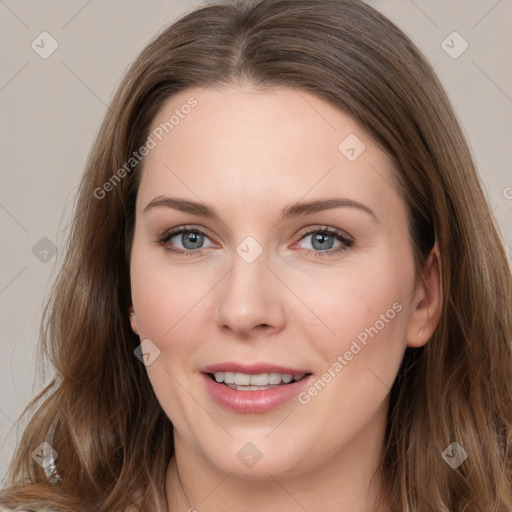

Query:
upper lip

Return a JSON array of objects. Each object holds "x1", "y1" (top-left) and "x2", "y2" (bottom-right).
[{"x1": 201, "y1": 362, "x2": 311, "y2": 375}]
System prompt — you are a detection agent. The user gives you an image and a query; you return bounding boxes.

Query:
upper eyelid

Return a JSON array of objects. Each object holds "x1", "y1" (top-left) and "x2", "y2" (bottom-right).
[
  {"x1": 161, "y1": 224, "x2": 349, "y2": 236},
  {"x1": 160, "y1": 225, "x2": 353, "y2": 247},
  {"x1": 298, "y1": 225, "x2": 352, "y2": 238},
  {"x1": 161, "y1": 225, "x2": 214, "y2": 239}
]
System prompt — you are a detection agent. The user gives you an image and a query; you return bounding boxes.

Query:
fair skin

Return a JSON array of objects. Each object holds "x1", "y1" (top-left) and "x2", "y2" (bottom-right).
[{"x1": 129, "y1": 84, "x2": 442, "y2": 512}]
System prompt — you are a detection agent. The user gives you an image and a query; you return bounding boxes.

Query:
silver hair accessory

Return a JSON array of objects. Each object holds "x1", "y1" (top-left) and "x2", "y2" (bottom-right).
[{"x1": 43, "y1": 413, "x2": 61, "y2": 484}]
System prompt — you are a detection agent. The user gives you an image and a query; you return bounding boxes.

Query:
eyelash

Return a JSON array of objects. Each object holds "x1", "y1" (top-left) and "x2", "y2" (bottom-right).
[
  {"x1": 297, "y1": 226, "x2": 354, "y2": 258},
  {"x1": 156, "y1": 225, "x2": 354, "y2": 259}
]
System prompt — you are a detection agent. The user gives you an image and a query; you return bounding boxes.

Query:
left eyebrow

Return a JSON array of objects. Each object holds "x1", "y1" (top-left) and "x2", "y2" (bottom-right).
[{"x1": 279, "y1": 198, "x2": 379, "y2": 223}]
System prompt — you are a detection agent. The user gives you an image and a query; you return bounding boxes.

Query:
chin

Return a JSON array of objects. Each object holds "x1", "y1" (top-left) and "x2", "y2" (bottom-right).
[{"x1": 202, "y1": 437, "x2": 311, "y2": 480}]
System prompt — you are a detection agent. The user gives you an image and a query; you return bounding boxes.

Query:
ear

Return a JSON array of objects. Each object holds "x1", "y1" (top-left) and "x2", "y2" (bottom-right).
[
  {"x1": 129, "y1": 304, "x2": 139, "y2": 335},
  {"x1": 406, "y1": 244, "x2": 443, "y2": 347}
]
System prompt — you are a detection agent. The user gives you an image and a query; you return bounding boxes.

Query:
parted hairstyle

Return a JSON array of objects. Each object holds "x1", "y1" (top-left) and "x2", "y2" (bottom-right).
[{"x1": 1, "y1": 0, "x2": 511, "y2": 510}]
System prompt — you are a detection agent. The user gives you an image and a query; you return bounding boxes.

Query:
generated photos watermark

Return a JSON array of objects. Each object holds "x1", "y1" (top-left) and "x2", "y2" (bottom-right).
[
  {"x1": 94, "y1": 96, "x2": 198, "y2": 200},
  {"x1": 298, "y1": 301, "x2": 403, "y2": 404}
]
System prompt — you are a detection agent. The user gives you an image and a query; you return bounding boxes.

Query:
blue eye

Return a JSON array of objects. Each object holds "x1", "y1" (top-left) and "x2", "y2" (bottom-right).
[
  {"x1": 296, "y1": 227, "x2": 353, "y2": 256},
  {"x1": 309, "y1": 232, "x2": 336, "y2": 250},
  {"x1": 158, "y1": 227, "x2": 214, "y2": 254},
  {"x1": 175, "y1": 230, "x2": 205, "y2": 250},
  {"x1": 157, "y1": 225, "x2": 354, "y2": 258}
]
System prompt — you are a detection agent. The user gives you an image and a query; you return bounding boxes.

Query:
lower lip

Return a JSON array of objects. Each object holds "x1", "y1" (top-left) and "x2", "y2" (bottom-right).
[{"x1": 202, "y1": 373, "x2": 313, "y2": 413}]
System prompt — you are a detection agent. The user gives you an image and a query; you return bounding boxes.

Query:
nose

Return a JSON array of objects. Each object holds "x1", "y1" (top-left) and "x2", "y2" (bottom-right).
[{"x1": 214, "y1": 248, "x2": 286, "y2": 338}]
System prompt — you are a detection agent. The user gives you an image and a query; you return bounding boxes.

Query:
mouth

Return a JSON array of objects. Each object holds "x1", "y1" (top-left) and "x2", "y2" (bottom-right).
[
  {"x1": 206, "y1": 371, "x2": 310, "y2": 391},
  {"x1": 200, "y1": 363, "x2": 313, "y2": 413}
]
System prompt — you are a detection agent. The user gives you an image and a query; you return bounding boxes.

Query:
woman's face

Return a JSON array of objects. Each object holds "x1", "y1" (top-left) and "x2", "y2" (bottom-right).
[{"x1": 129, "y1": 85, "x2": 426, "y2": 479}]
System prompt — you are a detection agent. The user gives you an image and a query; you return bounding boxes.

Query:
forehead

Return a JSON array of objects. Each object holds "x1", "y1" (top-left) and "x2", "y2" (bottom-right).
[{"x1": 137, "y1": 85, "x2": 403, "y2": 222}]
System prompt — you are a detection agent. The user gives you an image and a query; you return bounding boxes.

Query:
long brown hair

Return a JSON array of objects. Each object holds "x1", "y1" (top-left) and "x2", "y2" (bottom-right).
[{"x1": 1, "y1": 0, "x2": 511, "y2": 510}]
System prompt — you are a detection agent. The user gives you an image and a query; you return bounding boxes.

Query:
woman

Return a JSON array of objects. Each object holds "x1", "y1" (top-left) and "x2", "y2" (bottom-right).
[{"x1": 1, "y1": 0, "x2": 511, "y2": 510}]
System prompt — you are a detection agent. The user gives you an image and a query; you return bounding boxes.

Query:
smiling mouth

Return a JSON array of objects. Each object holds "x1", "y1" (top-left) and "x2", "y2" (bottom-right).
[{"x1": 207, "y1": 371, "x2": 310, "y2": 391}]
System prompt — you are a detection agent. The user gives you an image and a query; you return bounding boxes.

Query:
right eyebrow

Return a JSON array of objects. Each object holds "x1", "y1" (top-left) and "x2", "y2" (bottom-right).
[{"x1": 143, "y1": 196, "x2": 216, "y2": 217}]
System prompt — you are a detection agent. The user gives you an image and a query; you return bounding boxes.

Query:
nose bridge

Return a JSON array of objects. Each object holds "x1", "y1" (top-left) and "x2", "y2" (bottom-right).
[{"x1": 215, "y1": 239, "x2": 285, "y2": 334}]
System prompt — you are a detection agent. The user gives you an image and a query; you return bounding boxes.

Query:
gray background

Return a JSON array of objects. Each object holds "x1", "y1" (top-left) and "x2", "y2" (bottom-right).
[{"x1": 1, "y1": 0, "x2": 511, "y2": 482}]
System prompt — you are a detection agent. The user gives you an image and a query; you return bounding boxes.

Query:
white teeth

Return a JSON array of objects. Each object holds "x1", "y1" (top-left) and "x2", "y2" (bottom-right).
[
  {"x1": 249, "y1": 373, "x2": 269, "y2": 386},
  {"x1": 268, "y1": 372, "x2": 282, "y2": 384},
  {"x1": 234, "y1": 372, "x2": 251, "y2": 385},
  {"x1": 229, "y1": 384, "x2": 274, "y2": 391},
  {"x1": 212, "y1": 371, "x2": 307, "y2": 387}
]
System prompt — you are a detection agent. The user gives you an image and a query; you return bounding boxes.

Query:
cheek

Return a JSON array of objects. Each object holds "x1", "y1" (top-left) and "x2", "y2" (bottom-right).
[
  {"x1": 292, "y1": 258, "x2": 412, "y2": 431},
  {"x1": 130, "y1": 245, "x2": 211, "y2": 343},
  {"x1": 288, "y1": 251, "x2": 414, "y2": 376},
  {"x1": 129, "y1": 247, "x2": 211, "y2": 429}
]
